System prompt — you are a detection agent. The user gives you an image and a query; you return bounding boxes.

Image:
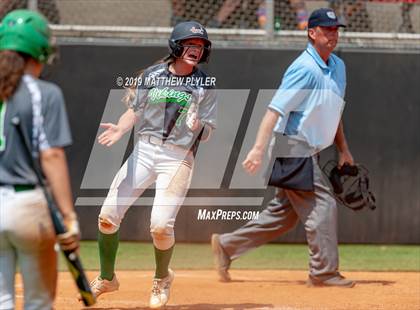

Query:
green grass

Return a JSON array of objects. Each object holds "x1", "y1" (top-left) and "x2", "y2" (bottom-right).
[{"x1": 59, "y1": 242, "x2": 420, "y2": 272}]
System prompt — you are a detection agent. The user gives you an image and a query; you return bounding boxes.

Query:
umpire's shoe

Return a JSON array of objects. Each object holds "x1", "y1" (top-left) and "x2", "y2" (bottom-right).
[
  {"x1": 307, "y1": 274, "x2": 355, "y2": 288},
  {"x1": 211, "y1": 234, "x2": 232, "y2": 282},
  {"x1": 149, "y1": 269, "x2": 175, "y2": 309},
  {"x1": 89, "y1": 274, "x2": 120, "y2": 298}
]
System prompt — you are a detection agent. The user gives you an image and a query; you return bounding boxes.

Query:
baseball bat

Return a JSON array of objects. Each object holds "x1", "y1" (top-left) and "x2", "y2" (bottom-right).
[{"x1": 12, "y1": 116, "x2": 96, "y2": 306}]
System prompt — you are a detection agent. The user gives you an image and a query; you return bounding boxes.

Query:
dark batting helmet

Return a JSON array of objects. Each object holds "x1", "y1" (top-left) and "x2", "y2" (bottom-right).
[{"x1": 168, "y1": 21, "x2": 211, "y2": 63}]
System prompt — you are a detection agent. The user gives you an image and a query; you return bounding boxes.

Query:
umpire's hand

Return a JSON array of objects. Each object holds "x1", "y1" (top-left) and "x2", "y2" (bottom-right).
[
  {"x1": 338, "y1": 149, "x2": 354, "y2": 168},
  {"x1": 243, "y1": 147, "x2": 264, "y2": 175},
  {"x1": 57, "y1": 212, "x2": 81, "y2": 252}
]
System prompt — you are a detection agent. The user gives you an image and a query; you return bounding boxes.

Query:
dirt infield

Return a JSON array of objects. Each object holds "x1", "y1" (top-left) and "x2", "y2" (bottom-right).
[{"x1": 15, "y1": 270, "x2": 419, "y2": 309}]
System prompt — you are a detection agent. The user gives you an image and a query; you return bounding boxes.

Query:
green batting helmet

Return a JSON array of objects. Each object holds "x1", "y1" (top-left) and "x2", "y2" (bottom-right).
[{"x1": 0, "y1": 9, "x2": 51, "y2": 62}]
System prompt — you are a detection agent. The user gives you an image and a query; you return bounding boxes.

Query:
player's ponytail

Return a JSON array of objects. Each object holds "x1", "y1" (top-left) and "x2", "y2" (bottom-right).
[{"x1": 0, "y1": 51, "x2": 26, "y2": 101}]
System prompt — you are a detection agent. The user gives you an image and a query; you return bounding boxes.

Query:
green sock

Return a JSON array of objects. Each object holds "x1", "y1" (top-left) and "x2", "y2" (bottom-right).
[
  {"x1": 98, "y1": 230, "x2": 119, "y2": 281},
  {"x1": 154, "y1": 245, "x2": 174, "y2": 279}
]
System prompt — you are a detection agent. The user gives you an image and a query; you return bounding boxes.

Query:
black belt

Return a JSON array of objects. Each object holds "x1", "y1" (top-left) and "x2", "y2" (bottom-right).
[
  {"x1": 14, "y1": 184, "x2": 36, "y2": 192},
  {"x1": 0, "y1": 184, "x2": 36, "y2": 192}
]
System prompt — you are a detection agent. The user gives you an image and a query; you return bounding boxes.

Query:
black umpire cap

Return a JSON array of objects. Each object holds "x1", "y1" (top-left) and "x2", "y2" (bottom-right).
[{"x1": 308, "y1": 8, "x2": 346, "y2": 29}]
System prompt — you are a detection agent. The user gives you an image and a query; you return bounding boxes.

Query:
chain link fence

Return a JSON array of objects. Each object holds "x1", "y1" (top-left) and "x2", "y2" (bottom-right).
[
  {"x1": 1, "y1": 0, "x2": 419, "y2": 50},
  {"x1": 1, "y1": 0, "x2": 419, "y2": 33},
  {"x1": 1, "y1": 0, "x2": 420, "y2": 33},
  {"x1": 0, "y1": 0, "x2": 61, "y2": 24}
]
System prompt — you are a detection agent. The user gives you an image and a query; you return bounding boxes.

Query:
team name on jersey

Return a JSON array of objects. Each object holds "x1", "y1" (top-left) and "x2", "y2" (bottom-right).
[{"x1": 148, "y1": 87, "x2": 192, "y2": 107}]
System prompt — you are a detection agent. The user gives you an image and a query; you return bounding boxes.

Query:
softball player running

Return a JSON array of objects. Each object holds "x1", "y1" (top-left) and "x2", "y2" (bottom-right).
[
  {"x1": 0, "y1": 10, "x2": 79, "y2": 309},
  {"x1": 90, "y1": 21, "x2": 217, "y2": 308}
]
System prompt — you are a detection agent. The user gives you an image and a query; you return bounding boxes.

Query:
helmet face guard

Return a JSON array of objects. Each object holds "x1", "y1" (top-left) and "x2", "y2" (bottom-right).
[
  {"x1": 323, "y1": 160, "x2": 377, "y2": 211},
  {"x1": 168, "y1": 21, "x2": 211, "y2": 63},
  {"x1": 0, "y1": 9, "x2": 52, "y2": 63},
  {"x1": 341, "y1": 174, "x2": 376, "y2": 211},
  {"x1": 169, "y1": 39, "x2": 211, "y2": 63}
]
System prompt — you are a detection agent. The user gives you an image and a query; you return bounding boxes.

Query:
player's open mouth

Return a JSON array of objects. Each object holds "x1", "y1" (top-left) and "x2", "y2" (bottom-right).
[{"x1": 187, "y1": 54, "x2": 198, "y2": 60}]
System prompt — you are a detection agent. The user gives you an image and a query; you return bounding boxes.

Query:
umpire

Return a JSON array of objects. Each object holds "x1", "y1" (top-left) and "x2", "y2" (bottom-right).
[{"x1": 212, "y1": 8, "x2": 355, "y2": 288}]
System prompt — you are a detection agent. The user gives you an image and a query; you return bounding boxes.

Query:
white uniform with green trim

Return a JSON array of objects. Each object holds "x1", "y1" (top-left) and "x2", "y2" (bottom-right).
[{"x1": 99, "y1": 62, "x2": 217, "y2": 250}]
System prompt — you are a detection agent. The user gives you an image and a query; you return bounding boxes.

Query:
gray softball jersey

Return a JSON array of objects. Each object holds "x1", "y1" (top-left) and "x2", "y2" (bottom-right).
[
  {"x1": 0, "y1": 75, "x2": 72, "y2": 185},
  {"x1": 128, "y1": 62, "x2": 217, "y2": 150}
]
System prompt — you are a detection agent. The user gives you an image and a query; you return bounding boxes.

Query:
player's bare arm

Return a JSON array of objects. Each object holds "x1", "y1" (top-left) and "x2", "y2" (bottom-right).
[
  {"x1": 334, "y1": 120, "x2": 354, "y2": 167},
  {"x1": 186, "y1": 103, "x2": 214, "y2": 141},
  {"x1": 188, "y1": 116, "x2": 213, "y2": 140},
  {"x1": 98, "y1": 108, "x2": 138, "y2": 147},
  {"x1": 188, "y1": 118, "x2": 213, "y2": 141},
  {"x1": 243, "y1": 108, "x2": 280, "y2": 175},
  {"x1": 200, "y1": 123, "x2": 213, "y2": 141}
]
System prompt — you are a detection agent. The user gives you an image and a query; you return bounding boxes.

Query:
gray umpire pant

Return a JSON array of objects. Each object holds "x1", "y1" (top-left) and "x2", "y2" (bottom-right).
[{"x1": 219, "y1": 157, "x2": 340, "y2": 281}]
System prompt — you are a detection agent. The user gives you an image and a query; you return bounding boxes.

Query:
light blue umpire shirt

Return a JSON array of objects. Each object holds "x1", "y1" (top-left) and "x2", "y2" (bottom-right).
[{"x1": 268, "y1": 43, "x2": 347, "y2": 152}]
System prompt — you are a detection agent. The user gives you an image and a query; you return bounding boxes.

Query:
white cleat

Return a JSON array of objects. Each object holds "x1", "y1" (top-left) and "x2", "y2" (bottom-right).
[
  {"x1": 88, "y1": 274, "x2": 119, "y2": 299},
  {"x1": 149, "y1": 269, "x2": 175, "y2": 309}
]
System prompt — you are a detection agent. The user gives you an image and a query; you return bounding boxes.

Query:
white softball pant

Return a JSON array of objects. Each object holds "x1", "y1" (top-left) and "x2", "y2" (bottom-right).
[
  {"x1": 99, "y1": 138, "x2": 194, "y2": 250},
  {"x1": 0, "y1": 187, "x2": 57, "y2": 310}
]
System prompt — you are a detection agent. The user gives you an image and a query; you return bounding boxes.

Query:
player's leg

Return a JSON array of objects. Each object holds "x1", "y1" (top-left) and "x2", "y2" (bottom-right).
[
  {"x1": 0, "y1": 188, "x2": 17, "y2": 310},
  {"x1": 94, "y1": 141, "x2": 156, "y2": 296},
  {"x1": 148, "y1": 153, "x2": 193, "y2": 308},
  {"x1": 287, "y1": 157, "x2": 354, "y2": 287},
  {"x1": 10, "y1": 189, "x2": 57, "y2": 309},
  {"x1": 0, "y1": 245, "x2": 16, "y2": 310}
]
